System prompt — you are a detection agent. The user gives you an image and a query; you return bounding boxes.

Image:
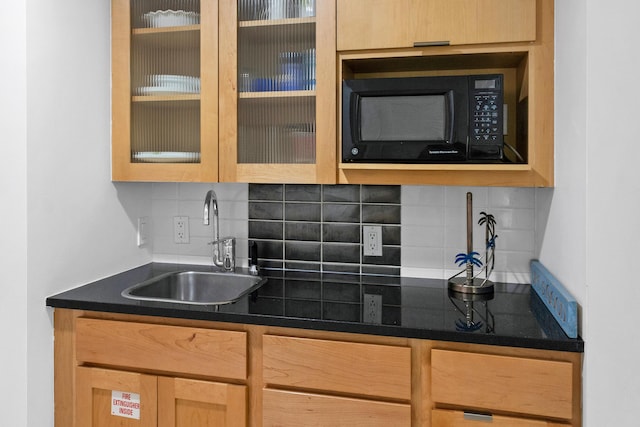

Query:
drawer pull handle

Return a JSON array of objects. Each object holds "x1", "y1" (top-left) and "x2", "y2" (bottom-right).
[
  {"x1": 463, "y1": 412, "x2": 493, "y2": 423},
  {"x1": 413, "y1": 40, "x2": 450, "y2": 47}
]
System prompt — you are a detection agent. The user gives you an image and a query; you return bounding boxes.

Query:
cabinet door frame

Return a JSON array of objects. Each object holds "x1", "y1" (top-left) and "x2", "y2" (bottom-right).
[
  {"x1": 218, "y1": 0, "x2": 336, "y2": 184},
  {"x1": 76, "y1": 366, "x2": 158, "y2": 426},
  {"x1": 111, "y1": 0, "x2": 219, "y2": 182},
  {"x1": 158, "y1": 377, "x2": 246, "y2": 427}
]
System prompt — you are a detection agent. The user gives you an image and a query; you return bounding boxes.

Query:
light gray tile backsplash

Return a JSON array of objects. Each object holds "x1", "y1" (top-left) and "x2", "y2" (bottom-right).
[{"x1": 150, "y1": 183, "x2": 537, "y2": 283}]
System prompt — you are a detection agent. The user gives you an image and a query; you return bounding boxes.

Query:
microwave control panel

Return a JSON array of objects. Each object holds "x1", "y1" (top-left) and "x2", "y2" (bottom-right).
[{"x1": 469, "y1": 75, "x2": 504, "y2": 160}]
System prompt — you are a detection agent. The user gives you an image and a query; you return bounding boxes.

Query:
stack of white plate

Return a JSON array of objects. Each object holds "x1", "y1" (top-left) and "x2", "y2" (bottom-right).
[
  {"x1": 133, "y1": 152, "x2": 201, "y2": 163},
  {"x1": 137, "y1": 75, "x2": 200, "y2": 95},
  {"x1": 143, "y1": 10, "x2": 200, "y2": 28}
]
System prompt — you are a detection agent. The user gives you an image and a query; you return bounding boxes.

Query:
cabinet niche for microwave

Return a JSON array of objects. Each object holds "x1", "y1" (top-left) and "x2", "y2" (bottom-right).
[{"x1": 340, "y1": 51, "x2": 530, "y2": 167}]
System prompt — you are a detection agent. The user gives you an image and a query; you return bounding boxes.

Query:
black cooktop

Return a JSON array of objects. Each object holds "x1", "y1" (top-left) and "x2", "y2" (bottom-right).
[{"x1": 46, "y1": 263, "x2": 583, "y2": 352}]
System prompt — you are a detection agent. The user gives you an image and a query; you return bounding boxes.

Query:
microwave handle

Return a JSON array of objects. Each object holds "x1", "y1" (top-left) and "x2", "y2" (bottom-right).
[{"x1": 446, "y1": 90, "x2": 455, "y2": 144}]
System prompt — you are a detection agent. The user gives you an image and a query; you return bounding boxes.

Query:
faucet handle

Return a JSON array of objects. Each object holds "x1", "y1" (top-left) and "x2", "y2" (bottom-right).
[
  {"x1": 221, "y1": 237, "x2": 236, "y2": 271},
  {"x1": 249, "y1": 241, "x2": 259, "y2": 275},
  {"x1": 208, "y1": 237, "x2": 236, "y2": 271}
]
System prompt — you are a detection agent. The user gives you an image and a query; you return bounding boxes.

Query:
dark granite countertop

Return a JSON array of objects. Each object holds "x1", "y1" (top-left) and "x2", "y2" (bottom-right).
[{"x1": 46, "y1": 262, "x2": 584, "y2": 352}]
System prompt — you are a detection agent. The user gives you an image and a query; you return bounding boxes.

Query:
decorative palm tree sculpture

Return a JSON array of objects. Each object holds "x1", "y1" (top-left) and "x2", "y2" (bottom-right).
[
  {"x1": 478, "y1": 211, "x2": 497, "y2": 279},
  {"x1": 448, "y1": 192, "x2": 497, "y2": 294}
]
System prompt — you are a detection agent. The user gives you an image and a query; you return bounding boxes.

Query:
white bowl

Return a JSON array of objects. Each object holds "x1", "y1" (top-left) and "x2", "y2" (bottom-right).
[{"x1": 143, "y1": 10, "x2": 200, "y2": 28}]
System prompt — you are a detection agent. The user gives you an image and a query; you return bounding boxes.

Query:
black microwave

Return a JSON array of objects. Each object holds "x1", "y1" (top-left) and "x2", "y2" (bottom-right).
[{"x1": 342, "y1": 74, "x2": 504, "y2": 163}]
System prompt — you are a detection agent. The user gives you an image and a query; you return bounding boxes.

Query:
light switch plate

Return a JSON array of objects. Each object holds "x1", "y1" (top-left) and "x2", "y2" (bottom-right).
[{"x1": 137, "y1": 217, "x2": 148, "y2": 247}]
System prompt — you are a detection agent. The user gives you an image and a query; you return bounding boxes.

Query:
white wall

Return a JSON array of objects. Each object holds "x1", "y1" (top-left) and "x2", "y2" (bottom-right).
[
  {"x1": 584, "y1": 1, "x2": 640, "y2": 424},
  {"x1": 0, "y1": 1, "x2": 28, "y2": 426},
  {"x1": 543, "y1": 1, "x2": 640, "y2": 425},
  {"x1": 24, "y1": 0, "x2": 152, "y2": 425},
  {"x1": 537, "y1": 1, "x2": 587, "y2": 307}
]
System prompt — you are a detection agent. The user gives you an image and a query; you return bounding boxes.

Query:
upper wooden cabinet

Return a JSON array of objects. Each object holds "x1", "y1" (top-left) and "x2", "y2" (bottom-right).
[
  {"x1": 218, "y1": 0, "x2": 337, "y2": 184},
  {"x1": 337, "y1": 0, "x2": 537, "y2": 51},
  {"x1": 110, "y1": 0, "x2": 552, "y2": 186},
  {"x1": 112, "y1": 0, "x2": 336, "y2": 184},
  {"x1": 111, "y1": 0, "x2": 219, "y2": 182},
  {"x1": 337, "y1": 0, "x2": 554, "y2": 187}
]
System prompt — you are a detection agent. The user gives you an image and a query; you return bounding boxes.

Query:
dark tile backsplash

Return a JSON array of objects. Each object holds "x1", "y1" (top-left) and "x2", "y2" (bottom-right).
[{"x1": 249, "y1": 184, "x2": 401, "y2": 276}]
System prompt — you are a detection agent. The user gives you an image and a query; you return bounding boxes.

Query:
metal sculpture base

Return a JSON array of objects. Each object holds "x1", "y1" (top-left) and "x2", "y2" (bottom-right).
[{"x1": 448, "y1": 277, "x2": 494, "y2": 294}]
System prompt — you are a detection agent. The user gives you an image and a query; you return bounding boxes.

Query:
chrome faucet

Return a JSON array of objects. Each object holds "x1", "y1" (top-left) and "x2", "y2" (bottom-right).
[{"x1": 204, "y1": 190, "x2": 235, "y2": 271}]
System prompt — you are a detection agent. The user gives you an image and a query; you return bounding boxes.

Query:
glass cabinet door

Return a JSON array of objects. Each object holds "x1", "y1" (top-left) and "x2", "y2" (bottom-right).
[
  {"x1": 112, "y1": 0, "x2": 218, "y2": 181},
  {"x1": 219, "y1": 0, "x2": 336, "y2": 183}
]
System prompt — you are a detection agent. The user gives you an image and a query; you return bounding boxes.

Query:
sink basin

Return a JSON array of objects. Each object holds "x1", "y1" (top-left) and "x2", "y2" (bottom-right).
[{"x1": 121, "y1": 271, "x2": 266, "y2": 305}]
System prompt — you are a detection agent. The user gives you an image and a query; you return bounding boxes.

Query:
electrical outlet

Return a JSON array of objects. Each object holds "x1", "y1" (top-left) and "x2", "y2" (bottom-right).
[
  {"x1": 363, "y1": 225, "x2": 383, "y2": 256},
  {"x1": 137, "y1": 217, "x2": 148, "y2": 247},
  {"x1": 173, "y1": 216, "x2": 190, "y2": 244},
  {"x1": 363, "y1": 293, "x2": 382, "y2": 324}
]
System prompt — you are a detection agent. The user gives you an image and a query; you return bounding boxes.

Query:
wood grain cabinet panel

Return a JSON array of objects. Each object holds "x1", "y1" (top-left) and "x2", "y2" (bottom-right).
[
  {"x1": 76, "y1": 366, "x2": 158, "y2": 427},
  {"x1": 75, "y1": 318, "x2": 247, "y2": 380},
  {"x1": 417, "y1": 0, "x2": 536, "y2": 46},
  {"x1": 111, "y1": 0, "x2": 219, "y2": 182},
  {"x1": 76, "y1": 366, "x2": 246, "y2": 427},
  {"x1": 337, "y1": 0, "x2": 412, "y2": 50},
  {"x1": 54, "y1": 310, "x2": 581, "y2": 427},
  {"x1": 337, "y1": 0, "x2": 536, "y2": 51},
  {"x1": 263, "y1": 335, "x2": 411, "y2": 400},
  {"x1": 263, "y1": 389, "x2": 411, "y2": 427},
  {"x1": 158, "y1": 377, "x2": 246, "y2": 427},
  {"x1": 431, "y1": 349, "x2": 573, "y2": 420},
  {"x1": 432, "y1": 409, "x2": 570, "y2": 426}
]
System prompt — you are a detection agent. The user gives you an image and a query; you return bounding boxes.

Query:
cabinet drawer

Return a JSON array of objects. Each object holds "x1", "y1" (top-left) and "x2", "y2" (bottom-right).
[
  {"x1": 263, "y1": 335, "x2": 411, "y2": 400},
  {"x1": 433, "y1": 409, "x2": 570, "y2": 426},
  {"x1": 431, "y1": 349, "x2": 573, "y2": 420},
  {"x1": 76, "y1": 318, "x2": 247, "y2": 380},
  {"x1": 337, "y1": 0, "x2": 536, "y2": 51},
  {"x1": 419, "y1": 0, "x2": 537, "y2": 46},
  {"x1": 263, "y1": 389, "x2": 411, "y2": 427}
]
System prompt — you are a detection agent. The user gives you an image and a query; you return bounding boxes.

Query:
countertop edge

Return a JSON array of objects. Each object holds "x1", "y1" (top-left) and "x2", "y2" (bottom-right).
[{"x1": 46, "y1": 294, "x2": 584, "y2": 353}]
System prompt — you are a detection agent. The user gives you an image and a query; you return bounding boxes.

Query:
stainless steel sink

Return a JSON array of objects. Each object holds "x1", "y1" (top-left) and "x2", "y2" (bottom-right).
[{"x1": 121, "y1": 271, "x2": 266, "y2": 305}]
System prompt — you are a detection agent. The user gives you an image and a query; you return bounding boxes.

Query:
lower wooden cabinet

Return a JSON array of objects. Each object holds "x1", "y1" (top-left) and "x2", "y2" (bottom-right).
[
  {"x1": 75, "y1": 317, "x2": 247, "y2": 380},
  {"x1": 54, "y1": 310, "x2": 582, "y2": 427},
  {"x1": 262, "y1": 335, "x2": 412, "y2": 427},
  {"x1": 431, "y1": 348, "x2": 579, "y2": 425},
  {"x1": 76, "y1": 366, "x2": 246, "y2": 427},
  {"x1": 158, "y1": 377, "x2": 246, "y2": 427},
  {"x1": 263, "y1": 389, "x2": 411, "y2": 427},
  {"x1": 76, "y1": 367, "x2": 158, "y2": 427},
  {"x1": 262, "y1": 335, "x2": 412, "y2": 401},
  {"x1": 432, "y1": 409, "x2": 570, "y2": 427}
]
